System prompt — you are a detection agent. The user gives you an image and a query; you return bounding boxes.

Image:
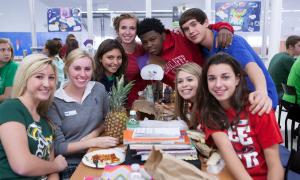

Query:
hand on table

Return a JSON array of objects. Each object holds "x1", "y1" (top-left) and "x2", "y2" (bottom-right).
[{"x1": 90, "y1": 136, "x2": 119, "y2": 148}]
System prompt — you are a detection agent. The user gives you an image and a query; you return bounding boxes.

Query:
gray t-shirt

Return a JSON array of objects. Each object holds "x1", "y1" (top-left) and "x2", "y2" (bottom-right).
[{"x1": 48, "y1": 81, "x2": 109, "y2": 164}]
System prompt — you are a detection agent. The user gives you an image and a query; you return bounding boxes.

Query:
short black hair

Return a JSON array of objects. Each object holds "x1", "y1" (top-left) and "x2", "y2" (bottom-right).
[
  {"x1": 179, "y1": 8, "x2": 207, "y2": 29},
  {"x1": 137, "y1": 18, "x2": 165, "y2": 37},
  {"x1": 286, "y1": 35, "x2": 300, "y2": 49}
]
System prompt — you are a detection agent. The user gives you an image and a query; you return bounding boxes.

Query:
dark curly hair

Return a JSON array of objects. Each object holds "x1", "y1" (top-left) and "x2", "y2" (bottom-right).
[
  {"x1": 137, "y1": 18, "x2": 165, "y2": 37},
  {"x1": 194, "y1": 52, "x2": 249, "y2": 130},
  {"x1": 93, "y1": 39, "x2": 128, "y2": 81}
]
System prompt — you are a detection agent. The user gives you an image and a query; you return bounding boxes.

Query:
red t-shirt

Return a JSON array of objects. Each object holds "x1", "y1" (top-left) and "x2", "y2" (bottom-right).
[
  {"x1": 126, "y1": 22, "x2": 234, "y2": 108},
  {"x1": 160, "y1": 30, "x2": 204, "y2": 87},
  {"x1": 160, "y1": 21, "x2": 234, "y2": 87},
  {"x1": 125, "y1": 44, "x2": 148, "y2": 108},
  {"x1": 125, "y1": 44, "x2": 144, "y2": 81},
  {"x1": 59, "y1": 44, "x2": 67, "y2": 59},
  {"x1": 203, "y1": 107, "x2": 282, "y2": 180}
]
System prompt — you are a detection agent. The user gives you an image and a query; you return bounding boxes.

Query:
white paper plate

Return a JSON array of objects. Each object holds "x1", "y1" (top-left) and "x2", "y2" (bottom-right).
[{"x1": 82, "y1": 148, "x2": 125, "y2": 168}]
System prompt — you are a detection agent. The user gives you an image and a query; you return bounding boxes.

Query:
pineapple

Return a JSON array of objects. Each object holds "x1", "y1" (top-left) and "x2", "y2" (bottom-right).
[{"x1": 104, "y1": 75, "x2": 134, "y2": 142}]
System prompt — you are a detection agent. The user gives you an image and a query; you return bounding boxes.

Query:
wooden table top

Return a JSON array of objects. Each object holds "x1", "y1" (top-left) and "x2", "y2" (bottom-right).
[{"x1": 70, "y1": 148, "x2": 234, "y2": 180}]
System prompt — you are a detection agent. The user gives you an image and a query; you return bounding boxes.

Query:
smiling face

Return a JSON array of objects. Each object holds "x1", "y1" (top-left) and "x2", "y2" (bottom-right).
[
  {"x1": 100, "y1": 48, "x2": 122, "y2": 77},
  {"x1": 207, "y1": 63, "x2": 240, "y2": 109},
  {"x1": 181, "y1": 19, "x2": 209, "y2": 45},
  {"x1": 177, "y1": 70, "x2": 199, "y2": 101},
  {"x1": 140, "y1": 30, "x2": 164, "y2": 56},
  {"x1": 24, "y1": 64, "x2": 56, "y2": 102},
  {"x1": 0, "y1": 43, "x2": 12, "y2": 65},
  {"x1": 118, "y1": 18, "x2": 137, "y2": 44},
  {"x1": 67, "y1": 57, "x2": 93, "y2": 89}
]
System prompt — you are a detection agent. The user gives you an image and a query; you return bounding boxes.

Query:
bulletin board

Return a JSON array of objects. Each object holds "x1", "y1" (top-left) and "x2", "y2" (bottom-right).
[
  {"x1": 0, "y1": 32, "x2": 68, "y2": 56},
  {"x1": 0, "y1": 32, "x2": 32, "y2": 56},
  {"x1": 215, "y1": 1, "x2": 261, "y2": 32},
  {"x1": 47, "y1": 7, "x2": 82, "y2": 32}
]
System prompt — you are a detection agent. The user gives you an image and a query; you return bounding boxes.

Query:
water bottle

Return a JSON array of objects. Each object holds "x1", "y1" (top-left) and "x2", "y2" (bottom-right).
[
  {"x1": 129, "y1": 164, "x2": 144, "y2": 180},
  {"x1": 145, "y1": 85, "x2": 154, "y2": 103},
  {"x1": 127, "y1": 110, "x2": 139, "y2": 129}
]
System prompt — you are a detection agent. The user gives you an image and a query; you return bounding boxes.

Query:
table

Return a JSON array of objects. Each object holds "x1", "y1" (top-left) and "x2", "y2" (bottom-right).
[{"x1": 70, "y1": 148, "x2": 234, "y2": 180}]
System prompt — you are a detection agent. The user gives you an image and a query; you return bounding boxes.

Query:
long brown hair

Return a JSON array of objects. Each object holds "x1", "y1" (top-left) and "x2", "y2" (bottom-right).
[
  {"x1": 93, "y1": 39, "x2": 127, "y2": 81},
  {"x1": 175, "y1": 62, "x2": 202, "y2": 128},
  {"x1": 195, "y1": 53, "x2": 249, "y2": 130}
]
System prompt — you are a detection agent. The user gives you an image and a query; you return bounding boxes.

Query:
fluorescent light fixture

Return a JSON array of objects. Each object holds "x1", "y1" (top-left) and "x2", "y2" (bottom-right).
[
  {"x1": 97, "y1": 8, "x2": 109, "y2": 11},
  {"x1": 282, "y1": 10, "x2": 300, "y2": 12},
  {"x1": 97, "y1": 3, "x2": 109, "y2": 11}
]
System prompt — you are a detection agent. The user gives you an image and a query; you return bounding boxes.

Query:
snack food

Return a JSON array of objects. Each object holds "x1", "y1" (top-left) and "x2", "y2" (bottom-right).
[{"x1": 91, "y1": 153, "x2": 120, "y2": 164}]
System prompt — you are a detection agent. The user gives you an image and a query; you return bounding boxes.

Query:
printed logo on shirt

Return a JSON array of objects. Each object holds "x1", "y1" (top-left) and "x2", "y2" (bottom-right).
[
  {"x1": 227, "y1": 119, "x2": 259, "y2": 168},
  {"x1": 27, "y1": 122, "x2": 53, "y2": 160},
  {"x1": 164, "y1": 55, "x2": 188, "y2": 73},
  {"x1": 64, "y1": 110, "x2": 77, "y2": 116}
]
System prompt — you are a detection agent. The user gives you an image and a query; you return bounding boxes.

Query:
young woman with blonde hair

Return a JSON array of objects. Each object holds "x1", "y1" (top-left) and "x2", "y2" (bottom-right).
[
  {"x1": 48, "y1": 49, "x2": 118, "y2": 179},
  {"x1": 0, "y1": 54, "x2": 67, "y2": 179},
  {"x1": 175, "y1": 62, "x2": 202, "y2": 128}
]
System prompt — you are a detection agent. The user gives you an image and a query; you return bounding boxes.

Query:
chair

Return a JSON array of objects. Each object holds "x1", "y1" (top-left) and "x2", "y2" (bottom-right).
[
  {"x1": 284, "y1": 127, "x2": 300, "y2": 179},
  {"x1": 281, "y1": 83, "x2": 300, "y2": 150},
  {"x1": 278, "y1": 98, "x2": 288, "y2": 128}
]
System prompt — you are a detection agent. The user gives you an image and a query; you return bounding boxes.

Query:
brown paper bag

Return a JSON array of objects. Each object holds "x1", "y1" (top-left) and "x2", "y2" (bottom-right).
[
  {"x1": 144, "y1": 149, "x2": 217, "y2": 180},
  {"x1": 133, "y1": 100, "x2": 176, "y2": 120}
]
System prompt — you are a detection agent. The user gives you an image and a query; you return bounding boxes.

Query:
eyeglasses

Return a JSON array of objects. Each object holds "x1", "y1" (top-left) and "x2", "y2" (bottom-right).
[{"x1": 0, "y1": 48, "x2": 12, "y2": 53}]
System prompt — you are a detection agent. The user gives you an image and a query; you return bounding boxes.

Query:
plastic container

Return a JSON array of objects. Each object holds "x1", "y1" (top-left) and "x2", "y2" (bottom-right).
[
  {"x1": 127, "y1": 110, "x2": 139, "y2": 129},
  {"x1": 128, "y1": 163, "x2": 143, "y2": 180},
  {"x1": 145, "y1": 85, "x2": 154, "y2": 103}
]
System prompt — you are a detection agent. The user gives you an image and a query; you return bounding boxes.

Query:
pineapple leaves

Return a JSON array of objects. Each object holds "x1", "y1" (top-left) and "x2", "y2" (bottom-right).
[{"x1": 109, "y1": 75, "x2": 134, "y2": 111}]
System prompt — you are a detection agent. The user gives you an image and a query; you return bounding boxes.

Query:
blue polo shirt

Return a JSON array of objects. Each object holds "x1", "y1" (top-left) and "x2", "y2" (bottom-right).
[{"x1": 202, "y1": 30, "x2": 278, "y2": 108}]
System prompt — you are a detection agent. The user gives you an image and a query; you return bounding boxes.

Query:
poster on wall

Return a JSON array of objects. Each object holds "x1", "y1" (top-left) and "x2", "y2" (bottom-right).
[
  {"x1": 47, "y1": 7, "x2": 82, "y2": 32},
  {"x1": 215, "y1": 1, "x2": 261, "y2": 32},
  {"x1": 0, "y1": 32, "x2": 32, "y2": 57},
  {"x1": 0, "y1": 32, "x2": 69, "y2": 58}
]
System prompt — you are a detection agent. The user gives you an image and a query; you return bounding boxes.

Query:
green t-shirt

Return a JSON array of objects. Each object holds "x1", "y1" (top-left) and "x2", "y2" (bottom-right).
[
  {"x1": 268, "y1": 52, "x2": 295, "y2": 97},
  {"x1": 0, "y1": 99, "x2": 53, "y2": 180},
  {"x1": 283, "y1": 57, "x2": 300, "y2": 105},
  {"x1": 0, "y1": 61, "x2": 18, "y2": 97}
]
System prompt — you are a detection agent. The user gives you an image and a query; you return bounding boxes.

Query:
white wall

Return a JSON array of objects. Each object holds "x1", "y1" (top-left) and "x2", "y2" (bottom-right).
[{"x1": 1, "y1": 0, "x2": 31, "y2": 32}]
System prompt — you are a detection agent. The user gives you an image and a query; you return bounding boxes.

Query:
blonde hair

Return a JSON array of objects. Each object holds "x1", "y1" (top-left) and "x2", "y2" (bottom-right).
[
  {"x1": 12, "y1": 54, "x2": 57, "y2": 118},
  {"x1": 175, "y1": 62, "x2": 202, "y2": 128},
  {"x1": 64, "y1": 48, "x2": 95, "y2": 77},
  {"x1": 0, "y1": 38, "x2": 14, "y2": 61}
]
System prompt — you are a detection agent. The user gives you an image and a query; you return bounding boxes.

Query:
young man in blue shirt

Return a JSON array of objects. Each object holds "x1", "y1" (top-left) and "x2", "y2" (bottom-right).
[{"x1": 179, "y1": 8, "x2": 277, "y2": 115}]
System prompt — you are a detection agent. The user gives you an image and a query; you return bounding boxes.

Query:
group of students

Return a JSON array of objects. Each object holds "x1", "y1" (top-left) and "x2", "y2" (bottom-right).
[
  {"x1": 268, "y1": 35, "x2": 300, "y2": 104},
  {"x1": 0, "y1": 8, "x2": 283, "y2": 180}
]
